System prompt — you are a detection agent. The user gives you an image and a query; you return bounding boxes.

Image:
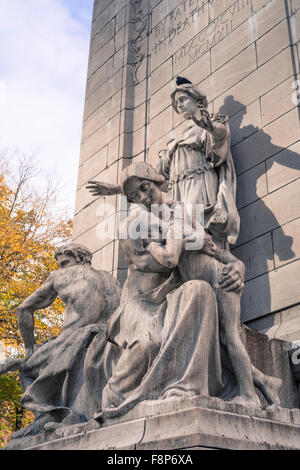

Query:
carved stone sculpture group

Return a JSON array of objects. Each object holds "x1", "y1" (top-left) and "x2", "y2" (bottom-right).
[{"x1": 1, "y1": 78, "x2": 283, "y2": 443}]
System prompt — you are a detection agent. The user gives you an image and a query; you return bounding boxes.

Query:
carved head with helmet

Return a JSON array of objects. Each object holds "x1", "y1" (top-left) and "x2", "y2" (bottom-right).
[
  {"x1": 171, "y1": 76, "x2": 208, "y2": 119},
  {"x1": 121, "y1": 162, "x2": 166, "y2": 209}
]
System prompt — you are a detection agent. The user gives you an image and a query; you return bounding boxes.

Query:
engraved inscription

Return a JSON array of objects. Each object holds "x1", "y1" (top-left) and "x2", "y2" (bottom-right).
[
  {"x1": 153, "y1": 0, "x2": 251, "y2": 67},
  {"x1": 153, "y1": 0, "x2": 206, "y2": 43}
]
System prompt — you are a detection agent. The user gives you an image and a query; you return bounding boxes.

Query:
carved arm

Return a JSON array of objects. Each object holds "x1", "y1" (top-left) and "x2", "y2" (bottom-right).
[{"x1": 17, "y1": 274, "x2": 57, "y2": 357}]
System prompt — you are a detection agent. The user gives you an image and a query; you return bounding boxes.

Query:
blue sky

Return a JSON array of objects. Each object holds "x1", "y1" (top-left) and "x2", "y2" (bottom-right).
[{"x1": 0, "y1": 0, "x2": 94, "y2": 214}]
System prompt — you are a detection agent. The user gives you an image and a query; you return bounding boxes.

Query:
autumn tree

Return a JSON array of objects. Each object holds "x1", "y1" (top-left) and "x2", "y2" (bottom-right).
[{"x1": 0, "y1": 149, "x2": 72, "y2": 447}]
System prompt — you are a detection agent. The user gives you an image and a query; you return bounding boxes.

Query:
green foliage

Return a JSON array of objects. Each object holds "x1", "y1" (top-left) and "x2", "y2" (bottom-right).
[{"x1": 0, "y1": 373, "x2": 33, "y2": 448}]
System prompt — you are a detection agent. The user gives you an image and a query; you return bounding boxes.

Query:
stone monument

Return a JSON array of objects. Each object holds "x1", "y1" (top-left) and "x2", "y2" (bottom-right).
[
  {"x1": 2, "y1": 0, "x2": 300, "y2": 451},
  {"x1": 74, "y1": 0, "x2": 300, "y2": 342}
]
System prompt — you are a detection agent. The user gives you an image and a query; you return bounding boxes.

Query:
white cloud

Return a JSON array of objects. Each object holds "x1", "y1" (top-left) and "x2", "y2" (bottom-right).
[{"x1": 0, "y1": 0, "x2": 94, "y2": 214}]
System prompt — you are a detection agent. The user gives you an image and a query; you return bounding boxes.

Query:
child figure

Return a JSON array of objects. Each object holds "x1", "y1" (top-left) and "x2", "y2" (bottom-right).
[{"x1": 146, "y1": 203, "x2": 280, "y2": 408}]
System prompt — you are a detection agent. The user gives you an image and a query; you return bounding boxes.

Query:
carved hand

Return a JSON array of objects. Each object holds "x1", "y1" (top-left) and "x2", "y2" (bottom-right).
[
  {"x1": 201, "y1": 233, "x2": 217, "y2": 257},
  {"x1": 86, "y1": 181, "x2": 123, "y2": 197},
  {"x1": 219, "y1": 259, "x2": 245, "y2": 293},
  {"x1": 192, "y1": 106, "x2": 213, "y2": 132}
]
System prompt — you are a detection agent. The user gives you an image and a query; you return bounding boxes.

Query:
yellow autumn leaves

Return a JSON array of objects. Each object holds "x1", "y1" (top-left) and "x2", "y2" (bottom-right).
[{"x1": 0, "y1": 150, "x2": 72, "y2": 446}]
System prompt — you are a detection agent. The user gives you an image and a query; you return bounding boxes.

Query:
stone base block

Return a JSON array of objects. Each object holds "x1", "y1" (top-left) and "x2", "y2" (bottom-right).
[{"x1": 6, "y1": 397, "x2": 300, "y2": 451}]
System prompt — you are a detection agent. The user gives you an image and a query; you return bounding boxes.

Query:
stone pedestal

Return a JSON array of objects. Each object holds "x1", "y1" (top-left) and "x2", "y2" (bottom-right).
[
  {"x1": 5, "y1": 329, "x2": 300, "y2": 451},
  {"x1": 7, "y1": 397, "x2": 300, "y2": 450}
]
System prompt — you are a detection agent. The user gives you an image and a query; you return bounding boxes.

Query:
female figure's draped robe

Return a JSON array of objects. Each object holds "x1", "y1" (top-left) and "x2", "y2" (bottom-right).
[
  {"x1": 157, "y1": 114, "x2": 240, "y2": 247},
  {"x1": 85, "y1": 115, "x2": 243, "y2": 418},
  {"x1": 85, "y1": 210, "x2": 224, "y2": 419}
]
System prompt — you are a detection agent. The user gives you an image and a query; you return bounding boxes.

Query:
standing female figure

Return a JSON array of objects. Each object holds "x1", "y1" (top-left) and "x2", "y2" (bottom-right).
[
  {"x1": 156, "y1": 78, "x2": 281, "y2": 407},
  {"x1": 158, "y1": 77, "x2": 239, "y2": 248}
]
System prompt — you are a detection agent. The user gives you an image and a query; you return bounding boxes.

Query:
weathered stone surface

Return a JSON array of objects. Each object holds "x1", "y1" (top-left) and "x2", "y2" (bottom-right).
[
  {"x1": 241, "y1": 258, "x2": 300, "y2": 322},
  {"x1": 249, "y1": 305, "x2": 300, "y2": 343},
  {"x1": 211, "y1": 19, "x2": 255, "y2": 73},
  {"x1": 121, "y1": 103, "x2": 147, "y2": 135},
  {"x1": 129, "y1": 127, "x2": 146, "y2": 158},
  {"x1": 73, "y1": 220, "x2": 116, "y2": 254},
  {"x1": 121, "y1": 79, "x2": 148, "y2": 110},
  {"x1": 74, "y1": 0, "x2": 300, "y2": 344},
  {"x1": 5, "y1": 320, "x2": 299, "y2": 450},
  {"x1": 261, "y1": 76, "x2": 298, "y2": 127},
  {"x1": 291, "y1": 0, "x2": 300, "y2": 11},
  {"x1": 148, "y1": 132, "x2": 174, "y2": 167},
  {"x1": 89, "y1": 38, "x2": 115, "y2": 76},
  {"x1": 208, "y1": 0, "x2": 245, "y2": 20},
  {"x1": 93, "y1": 0, "x2": 113, "y2": 18},
  {"x1": 77, "y1": 146, "x2": 108, "y2": 190},
  {"x1": 232, "y1": 232, "x2": 274, "y2": 281},
  {"x1": 236, "y1": 162, "x2": 268, "y2": 210},
  {"x1": 256, "y1": 19, "x2": 290, "y2": 66},
  {"x1": 201, "y1": 45, "x2": 257, "y2": 102},
  {"x1": 148, "y1": 106, "x2": 173, "y2": 146},
  {"x1": 92, "y1": 19, "x2": 116, "y2": 54},
  {"x1": 151, "y1": 57, "x2": 173, "y2": 95},
  {"x1": 82, "y1": 100, "x2": 111, "y2": 142},
  {"x1": 150, "y1": 81, "x2": 173, "y2": 120},
  {"x1": 9, "y1": 395, "x2": 300, "y2": 450},
  {"x1": 136, "y1": 406, "x2": 300, "y2": 450},
  {"x1": 98, "y1": 241, "x2": 115, "y2": 273},
  {"x1": 273, "y1": 218, "x2": 300, "y2": 269},
  {"x1": 164, "y1": 0, "x2": 253, "y2": 78},
  {"x1": 151, "y1": 0, "x2": 210, "y2": 72},
  {"x1": 214, "y1": 47, "x2": 295, "y2": 116},
  {"x1": 75, "y1": 162, "x2": 119, "y2": 216},
  {"x1": 233, "y1": 108, "x2": 300, "y2": 176},
  {"x1": 84, "y1": 68, "x2": 123, "y2": 120},
  {"x1": 85, "y1": 57, "x2": 114, "y2": 98},
  {"x1": 173, "y1": 49, "x2": 211, "y2": 85},
  {"x1": 244, "y1": 327, "x2": 298, "y2": 408},
  {"x1": 72, "y1": 196, "x2": 119, "y2": 243},
  {"x1": 266, "y1": 141, "x2": 300, "y2": 192},
  {"x1": 92, "y1": 0, "x2": 127, "y2": 38},
  {"x1": 253, "y1": 0, "x2": 287, "y2": 35},
  {"x1": 16, "y1": 418, "x2": 145, "y2": 451},
  {"x1": 229, "y1": 100, "x2": 262, "y2": 147},
  {"x1": 107, "y1": 136, "x2": 121, "y2": 166},
  {"x1": 238, "y1": 178, "x2": 300, "y2": 245},
  {"x1": 81, "y1": 115, "x2": 120, "y2": 166}
]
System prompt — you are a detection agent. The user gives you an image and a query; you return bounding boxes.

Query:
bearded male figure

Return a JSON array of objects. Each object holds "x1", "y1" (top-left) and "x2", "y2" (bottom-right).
[{"x1": 1, "y1": 244, "x2": 121, "y2": 441}]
